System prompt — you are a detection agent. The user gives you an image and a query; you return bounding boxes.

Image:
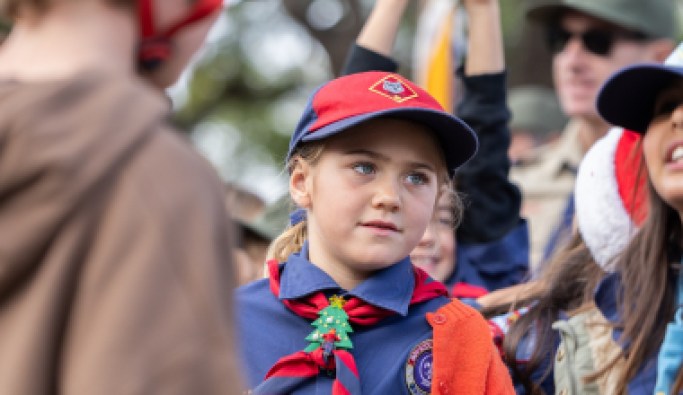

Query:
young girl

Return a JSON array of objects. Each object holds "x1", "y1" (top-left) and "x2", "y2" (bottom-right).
[
  {"x1": 236, "y1": 71, "x2": 514, "y2": 394},
  {"x1": 591, "y1": 51, "x2": 683, "y2": 394}
]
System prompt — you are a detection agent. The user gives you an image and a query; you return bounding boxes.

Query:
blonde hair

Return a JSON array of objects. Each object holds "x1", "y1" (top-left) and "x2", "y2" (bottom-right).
[
  {"x1": 268, "y1": 142, "x2": 325, "y2": 263},
  {"x1": 268, "y1": 138, "x2": 461, "y2": 264}
]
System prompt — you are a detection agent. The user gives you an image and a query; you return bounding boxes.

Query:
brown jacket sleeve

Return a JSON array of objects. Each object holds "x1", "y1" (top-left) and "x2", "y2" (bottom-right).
[
  {"x1": 59, "y1": 130, "x2": 242, "y2": 394},
  {"x1": 429, "y1": 300, "x2": 515, "y2": 395}
]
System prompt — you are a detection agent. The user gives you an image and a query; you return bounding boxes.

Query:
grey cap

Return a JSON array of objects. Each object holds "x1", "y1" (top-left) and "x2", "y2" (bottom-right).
[
  {"x1": 509, "y1": 85, "x2": 568, "y2": 137},
  {"x1": 526, "y1": 0, "x2": 680, "y2": 40}
]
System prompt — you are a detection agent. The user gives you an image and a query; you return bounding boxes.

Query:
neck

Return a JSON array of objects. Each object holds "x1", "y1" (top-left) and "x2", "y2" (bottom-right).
[
  {"x1": 575, "y1": 116, "x2": 611, "y2": 153},
  {"x1": 0, "y1": 2, "x2": 137, "y2": 81},
  {"x1": 305, "y1": 241, "x2": 369, "y2": 291},
  {"x1": 308, "y1": 254, "x2": 369, "y2": 292}
]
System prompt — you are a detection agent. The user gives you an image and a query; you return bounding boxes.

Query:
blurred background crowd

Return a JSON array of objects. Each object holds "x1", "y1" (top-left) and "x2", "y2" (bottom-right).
[
  {"x1": 170, "y1": 0, "x2": 574, "y2": 201},
  {"x1": 171, "y1": 0, "x2": 582, "y2": 286}
]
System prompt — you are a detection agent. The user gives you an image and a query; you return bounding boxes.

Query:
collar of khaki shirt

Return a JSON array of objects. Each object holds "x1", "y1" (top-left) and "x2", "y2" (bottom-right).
[{"x1": 524, "y1": 118, "x2": 584, "y2": 178}]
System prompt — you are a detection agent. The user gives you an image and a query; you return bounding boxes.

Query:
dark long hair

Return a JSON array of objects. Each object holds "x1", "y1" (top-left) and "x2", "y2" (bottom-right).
[
  {"x1": 597, "y1": 180, "x2": 683, "y2": 394},
  {"x1": 481, "y1": 233, "x2": 604, "y2": 394}
]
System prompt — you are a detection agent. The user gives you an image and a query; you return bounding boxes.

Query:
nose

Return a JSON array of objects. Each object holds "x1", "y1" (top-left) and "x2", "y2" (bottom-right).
[
  {"x1": 371, "y1": 176, "x2": 401, "y2": 212},
  {"x1": 559, "y1": 36, "x2": 589, "y2": 66}
]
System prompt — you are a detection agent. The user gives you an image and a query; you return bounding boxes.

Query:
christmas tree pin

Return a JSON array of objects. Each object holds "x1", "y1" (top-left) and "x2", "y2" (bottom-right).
[{"x1": 304, "y1": 295, "x2": 354, "y2": 353}]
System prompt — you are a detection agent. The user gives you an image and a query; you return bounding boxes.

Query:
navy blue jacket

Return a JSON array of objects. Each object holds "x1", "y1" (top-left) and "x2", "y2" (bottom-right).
[{"x1": 236, "y1": 243, "x2": 451, "y2": 394}]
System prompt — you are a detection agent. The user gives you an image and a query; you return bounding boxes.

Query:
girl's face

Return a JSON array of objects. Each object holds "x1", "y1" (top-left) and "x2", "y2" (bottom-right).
[
  {"x1": 410, "y1": 194, "x2": 457, "y2": 283},
  {"x1": 290, "y1": 118, "x2": 445, "y2": 290},
  {"x1": 643, "y1": 79, "x2": 683, "y2": 215}
]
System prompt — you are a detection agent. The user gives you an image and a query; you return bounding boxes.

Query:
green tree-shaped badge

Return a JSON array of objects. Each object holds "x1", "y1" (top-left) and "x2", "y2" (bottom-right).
[{"x1": 304, "y1": 295, "x2": 354, "y2": 352}]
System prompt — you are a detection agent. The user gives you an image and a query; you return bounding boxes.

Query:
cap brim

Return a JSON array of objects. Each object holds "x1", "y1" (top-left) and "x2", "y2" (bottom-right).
[
  {"x1": 597, "y1": 64, "x2": 683, "y2": 133},
  {"x1": 301, "y1": 107, "x2": 478, "y2": 175}
]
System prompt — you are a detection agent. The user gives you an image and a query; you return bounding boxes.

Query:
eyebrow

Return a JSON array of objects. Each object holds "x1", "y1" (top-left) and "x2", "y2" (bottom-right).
[{"x1": 344, "y1": 149, "x2": 437, "y2": 172}]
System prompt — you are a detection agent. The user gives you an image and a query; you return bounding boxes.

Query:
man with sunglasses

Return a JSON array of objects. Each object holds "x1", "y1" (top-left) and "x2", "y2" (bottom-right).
[{"x1": 511, "y1": 0, "x2": 678, "y2": 270}]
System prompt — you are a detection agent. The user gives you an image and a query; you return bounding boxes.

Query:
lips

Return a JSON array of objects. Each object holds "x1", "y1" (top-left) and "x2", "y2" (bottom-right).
[
  {"x1": 360, "y1": 220, "x2": 400, "y2": 232},
  {"x1": 664, "y1": 141, "x2": 683, "y2": 163}
]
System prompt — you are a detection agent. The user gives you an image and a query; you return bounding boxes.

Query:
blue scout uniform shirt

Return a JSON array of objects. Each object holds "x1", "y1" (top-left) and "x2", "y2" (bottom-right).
[
  {"x1": 449, "y1": 219, "x2": 529, "y2": 292},
  {"x1": 236, "y1": 242, "x2": 451, "y2": 394}
]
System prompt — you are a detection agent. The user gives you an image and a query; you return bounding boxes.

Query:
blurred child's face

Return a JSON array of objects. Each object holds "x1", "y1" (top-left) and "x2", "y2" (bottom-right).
[
  {"x1": 290, "y1": 118, "x2": 445, "y2": 289},
  {"x1": 143, "y1": 0, "x2": 221, "y2": 88},
  {"x1": 410, "y1": 193, "x2": 456, "y2": 283},
  {"x1": 643, "y1": 79, "x2": 683, "y2": 214}
]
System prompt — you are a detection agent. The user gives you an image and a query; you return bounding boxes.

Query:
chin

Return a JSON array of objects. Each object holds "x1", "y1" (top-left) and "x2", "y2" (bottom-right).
[
  {"x1": 659, "y1": 188, "x2": 683, "y2": 213},
  {"x1": 144, "y1": 64, "x2": 183, "y2": 90},
  {"x1": 352, "y1": 254, "x2": 403, "y2": 271},
  {"x1": 561, "y1": 103, "x2": 594, "y2": 119}
]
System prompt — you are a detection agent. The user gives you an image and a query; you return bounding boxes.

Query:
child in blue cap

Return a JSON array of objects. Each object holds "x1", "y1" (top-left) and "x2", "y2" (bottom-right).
[
  {"x1": 236, "y1": 71, "x2": 514, "y2": 394},
  {"x1": 591, "y1": 44, "x2": 683, "y2": 394}
]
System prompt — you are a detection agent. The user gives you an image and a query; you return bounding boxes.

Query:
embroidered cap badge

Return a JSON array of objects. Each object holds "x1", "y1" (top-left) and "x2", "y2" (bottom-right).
[{"x1": 369, "y1": 74, "x2": 419, "y2": 103}]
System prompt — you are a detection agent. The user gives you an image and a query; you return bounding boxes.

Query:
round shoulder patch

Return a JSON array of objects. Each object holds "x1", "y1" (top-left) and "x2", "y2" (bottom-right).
[{"x1": 405, "y1": 338, "x2": 433, "y2": 395}]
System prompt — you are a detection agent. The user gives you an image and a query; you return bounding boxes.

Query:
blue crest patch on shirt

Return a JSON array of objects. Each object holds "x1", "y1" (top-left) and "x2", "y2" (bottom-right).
[{"x1": 405, "y1": 338, "x2": 433, "y2": 395}]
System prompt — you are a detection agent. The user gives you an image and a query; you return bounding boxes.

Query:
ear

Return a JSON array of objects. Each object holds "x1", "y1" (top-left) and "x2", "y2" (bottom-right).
[
  {"x1": 289, "y1": 158, "x2": 313, "y2": 209},
  {"x1": 649, "y1": 39, "x2": 676, "y2": 63}
]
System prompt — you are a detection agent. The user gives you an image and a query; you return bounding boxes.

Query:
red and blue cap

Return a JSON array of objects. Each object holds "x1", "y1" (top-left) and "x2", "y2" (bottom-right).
[
  {"x1": 597, "y1": 44, "x2": 683, "y2": 134},
  {"x1": 287, "y1": 71, "x2": 478, "y2": 176}
]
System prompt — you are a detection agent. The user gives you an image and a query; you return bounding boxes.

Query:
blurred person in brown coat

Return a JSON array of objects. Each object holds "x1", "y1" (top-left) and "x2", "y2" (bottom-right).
[{"x1": 0, "y1": 0, "x2": 242, "y2": 394}]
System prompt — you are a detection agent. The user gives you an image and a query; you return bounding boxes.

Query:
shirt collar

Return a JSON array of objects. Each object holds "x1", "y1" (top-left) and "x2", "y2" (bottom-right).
[{"x1": 278, "y1": 241, "x2": 415, "y2": 316}]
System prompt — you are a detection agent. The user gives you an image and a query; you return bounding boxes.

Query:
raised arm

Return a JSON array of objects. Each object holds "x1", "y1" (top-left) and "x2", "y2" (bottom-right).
[
  {"x1": 463, "y1": 0, "x2": 504, "y2": 75},
  {"x1": 356, "y1": 0, "x2": 409, "y2": 57},
  {"x1": 455, "y1": 0, "x2": 523, "y2": 245},
  {"x1": 341, "y1": 0, "x2": 407, "y2": 75}
]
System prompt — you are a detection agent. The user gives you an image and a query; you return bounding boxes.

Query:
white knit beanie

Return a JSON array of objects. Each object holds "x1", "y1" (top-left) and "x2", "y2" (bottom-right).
[{"x1": 575, "y1": 127, "x2": 647, "y2": 271}]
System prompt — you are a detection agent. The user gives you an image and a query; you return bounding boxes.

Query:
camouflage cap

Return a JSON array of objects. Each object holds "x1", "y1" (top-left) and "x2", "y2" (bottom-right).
[{"x1": 526, "y1": 0, "x2": 680, "y2": 40}]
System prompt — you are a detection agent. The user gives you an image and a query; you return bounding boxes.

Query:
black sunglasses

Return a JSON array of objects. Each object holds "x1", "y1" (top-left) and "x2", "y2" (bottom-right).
[{"x1": 546, "y1": 26, "x2": 648, "y2": 57}]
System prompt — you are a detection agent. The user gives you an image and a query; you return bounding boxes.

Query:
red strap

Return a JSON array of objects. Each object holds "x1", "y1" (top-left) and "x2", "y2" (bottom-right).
[
  {"x1": 139, "y1": 0, "x2": 154, "y2": 38},
  {"x1": 138, "y1": 0, "x2": 223, "y2": 41}
]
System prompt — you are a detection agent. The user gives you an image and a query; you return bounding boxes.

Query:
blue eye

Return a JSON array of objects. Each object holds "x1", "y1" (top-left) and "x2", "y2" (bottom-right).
[
  {"x1": 406, "y1": 172, "x2": 429, "y2": 185},
  {"x1": 353, "y1": 162, "x2": 375, "y2": 175}
]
